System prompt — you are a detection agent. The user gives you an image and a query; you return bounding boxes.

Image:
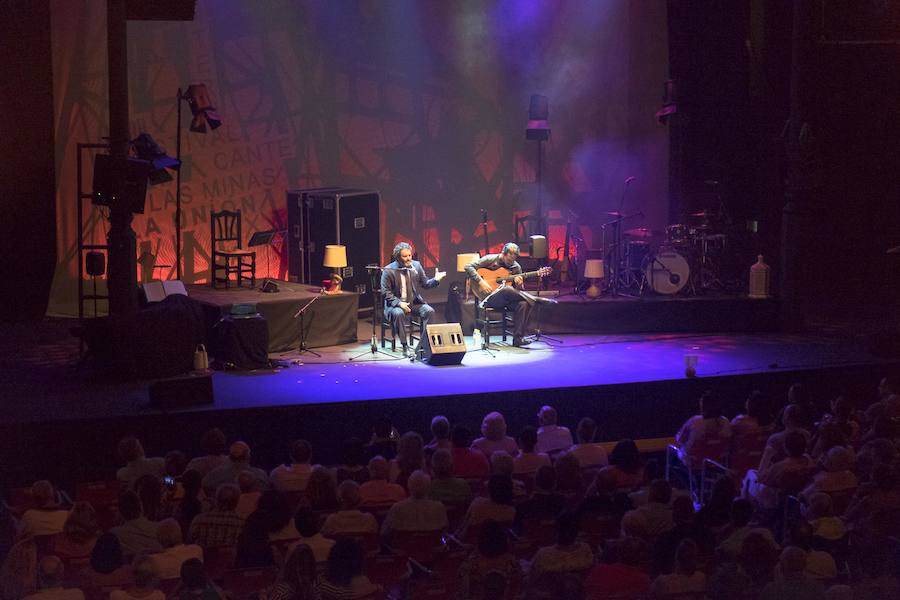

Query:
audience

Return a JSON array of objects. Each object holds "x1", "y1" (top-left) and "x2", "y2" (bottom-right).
[
  {"x1": 150, "y1": 518, "x2": 203, "y2": 580},
  {"x1": 303, "y1": 466, "x2": 340, "y2": 512},
  {"x1": 526, "y1": 511, "x2": 594, "y2": 581},
  {"x1": 110, "y1": 491, "x2": 161, "y2": 558},
  {"x1": 515, "y1": 465, "x2": 566, "y2": 529},
  {"x1": 21, "y1": 480, "x2": 69, "y2": 537},
  {"x1": 176, "y1": 558, "x2": 225, "y2": 600},
  {"x1": 116, "y1": 437, "x2": 165, "y2": 491},
  {"x1": 269, "y1": 440, "x2": 314, "y2": 493},
  {"x1": 389, "y1": 431, "x2": 425, "y2": 489},
  {"x1": 315, "y1": 539, "x2": 379, "y2": 599},
  {"x1": 110, "y1": 556, "x2": 163, "y2": 600},
  {"x1": 472, "y1": 411, "x2": 518, "y2": 458},
  {"x1": 381, "y1": 470, "x2": 448, "y2": 539},
  {"x1": 87, "y1": 533, "x2": 132, "y2": 590},
  {"x1": 568, "y1": 417, "x2": 608, "y2": 469},
  {"x1": 632, "y1": 479, "x2": 675, "y2": 538},
  {"x1": 358, "y1": 456, "x2": 406, "y2": 506},
  {"x1": 650, "y1": 538, "x2": 706, "y2": 598},
  {"x1": 425, "y1": 415, "x2": 452, "y2": 453},
  {"x1": 427, "y1": 448, "x2": 472, "y2": 503},
  {"x1": 234, "y1": 471, "x2": 262, "y2": 519},
  {"x1": 535, "y1": 405, "x2": 574, "y2": 455},
  {"x1": 268, "y1": 544, "x2": 317, "y2": 600},
  {"x1": 759, "y1": 546, "x2": 824, "y2": 600},
  {"x1": 364, "y1": 418, "x2": 397, "y2": 461},
  {"x1": 450, "y1": 425, "x2": 491, "y2": 479},
  {"x1": 513, "y1": 426, "x2": 551, "y2": 475},
  {"x1": 603, "y1": 439, "x2": 644, "y2": 490},
  {"x1": 457, "y1": 520, "x2": 522, "y2": 599},
  {"x1": 51, "y1": 501, "x2": 98, "y2": 558},
  {"x1": 202, "y1": 441, "x2": 269, "y2": 495},
  {"x1": 291, "y1": 508, "x2": 335, "y2": 563},
  {"x1": 674, "y1": 390, "x2": 732, "y2": 468},
  {"x1": 321, "y1": 481, "x2": 378, "y2": 537},
  {"x1": 23, "y1": 556, "x2": 84, "y2": 600},
  {"x1": 234, "y1": 512, "x2": 275, "y2": 569},
  {"x1": 187, "y1": 483, "x2": 244, "y2": 548},
  {"x1": 184, "y1": 428, "x2": 229, "y2": 477},
  {"x1": 333, "y1": 438, "x2": 369, "y2": 486},
  {"x1": 457, "y1": 475, "x2": 516, "y2": 539}
]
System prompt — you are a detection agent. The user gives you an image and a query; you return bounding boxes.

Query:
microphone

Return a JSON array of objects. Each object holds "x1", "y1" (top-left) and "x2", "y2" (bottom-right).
[{"x1": 481, "y1": 209, "x2": 488, "y2": 224}]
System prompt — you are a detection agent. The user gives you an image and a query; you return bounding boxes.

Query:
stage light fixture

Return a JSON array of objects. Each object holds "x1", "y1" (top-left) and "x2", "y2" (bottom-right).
[
  {"x1": 183, "y1": 84, "x2": 222, "y2": 133},
  {"x1": 656, "y1": 79, "x2": 677, "y2": 124},
  {"x1": 131, "y1": 132, "x2": 179, "y2": 185},
  {"x1": 91, "y1": 153, "x2": 154, "y2": 214}
]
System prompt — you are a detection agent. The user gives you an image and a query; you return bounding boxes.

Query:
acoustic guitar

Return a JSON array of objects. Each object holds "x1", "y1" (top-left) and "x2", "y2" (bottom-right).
[{"x1": 474, "y1": 266, "x2": 552, "y2": 300}]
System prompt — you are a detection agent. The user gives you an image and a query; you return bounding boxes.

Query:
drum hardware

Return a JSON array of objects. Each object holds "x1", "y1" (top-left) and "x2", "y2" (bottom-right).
[
  {"x1": 640, "y1": 250, "x2": 692, "y2": 296},
  {"x1": 623, "y1": 227, "x2": 661, "y2": 239},
  {"x1": 599, "y1": 209, "x2": 644, "y2": 297}
]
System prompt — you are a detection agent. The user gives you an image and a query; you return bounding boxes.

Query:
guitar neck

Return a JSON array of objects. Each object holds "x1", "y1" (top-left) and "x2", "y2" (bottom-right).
[{"x1": 497, "y1": 269, "x2": 544, "y2": 282}]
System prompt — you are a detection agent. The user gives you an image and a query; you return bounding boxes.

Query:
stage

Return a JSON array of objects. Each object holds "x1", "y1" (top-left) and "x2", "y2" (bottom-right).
[{"x1": 1, "y1": 314, "x2": 897, "y2": 489}]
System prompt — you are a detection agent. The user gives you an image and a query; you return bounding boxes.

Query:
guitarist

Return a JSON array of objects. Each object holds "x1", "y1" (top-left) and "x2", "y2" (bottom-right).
[
  {"x1": 381, "y1": 242, "x2": 446, "y2": 357},
  {"x1": 464, "y1": 242, "x2": 534, "y2": 347}
]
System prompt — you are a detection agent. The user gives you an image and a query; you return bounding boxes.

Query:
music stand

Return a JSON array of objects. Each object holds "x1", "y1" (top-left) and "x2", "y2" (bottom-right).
[{"x1": 249, "y1": 229, "x2": 282, "y2": 292}]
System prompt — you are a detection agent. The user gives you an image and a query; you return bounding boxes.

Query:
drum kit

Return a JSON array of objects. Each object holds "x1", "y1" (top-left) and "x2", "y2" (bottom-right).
[{"x1": 599, "y1": 208, "x2": 730, "y2": 296}]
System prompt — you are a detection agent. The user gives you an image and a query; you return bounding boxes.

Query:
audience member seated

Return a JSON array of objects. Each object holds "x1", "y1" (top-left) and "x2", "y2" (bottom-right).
[
  {"x1": 457, "y1": 475, "x2": 516, "y2": 539},
  {"x1": 716, "y1": 498, "x2": 777, "y2": 562},
  {"x1": 472, "y1": 411, "x2": 518, "y2": 458},
  {"x1": 674, "y1": 390, "x2": 732, "y2": 468},
  {"x1": 450, "y1": 426, "x2": 491, "y2": 480},
  {"x1": 457, "y1": 520, "x2": 522, "y2": 600},
  {"x1": 758, "y1": 404, "x2": 811, "y2": 470},
  {"x1": 845, "y1": 462, "x2": 900, "y2": 544},
  {"x1": 268, "y1": 544, "x2": 317, "y2": 600},
  {"x1": 526, "y1": 511, "x2": 594, "y2": 582},
  {"x1": 315, "y1": 539, "x2": 379, "y2": 600},
  {"x1": 51, "y1": 501, "x2": 98, "y2": 558},
  {"x1": 426, "y1": 449, "x2": 472, "y2": 504},
  {"x1": 202, "y1": 441, "x2": 269, "y2": 495},
  {"x1": 632, "y1": 479, "x2": 675, "y2": 538},
  {"x1": 515, "y1": 465, "x2": 566, "y2": 531},
  {"x1": 783, "y1": 520, "x2": 836, "y2": 582},
  {"x1": 568, "y1": 418, "x2": 608, "y2": 469},
  {"x1": 23, "y1": 556, "x2": 84, "y2": 600},
  {"x1": 116, "y1": 437, "x2": 165, "y2": 491},
  {"x1": 389, "y1": 431, "x2": 425, "y2": 489},
  {"x1": 583, "y1": 537, "x2": 651, "y2": 600},
  {"x1": 744, "y1": 430, "x2": 814, "y2": 510},
  {"x1": 731, "y1": 390, "x2": 777, "y2": 437},
  {"x1": 819, "y1": 396, "x2": 862, "y2": 446},
  {"x1": 333, "y1": 438, "x2": 369, "y2": 486},
  {"x1": 173, "y1": 470, "x2": 206, "y2": 537},
  {"x1": 381, "y1": 471, "x2": 448, "y2": 540},
  {"x1": 535, "y1": 406, "x2": 573, "y2": 455},
  {"x1": 358, "y1": 457, "x2": 406, "y2": 506},
  {"x1": 425, "y1": 415, "x2": 452, "y2": 454},
  {"x1": 490, "y1": 451, "x2": 527, "y2": 498},
  {"x1": 161, "y1": 450, "x2": 188, "y2": 515},
  {"x1": 578, "y1": 468, "x2": 633, "y2": 519},
  {"x1": 780, "y1": 382, "x2": 817, "y2": 432},
  {"x1": 603, "y1": 439, "x2": 644, "y2": 490},
  {"x1": 803, "y1": 492, "x2": 846, "y2": 542},
  {"x1": 86, "y1": 533, "x2": 133, "y2": 591},
  {"x1": 175, "y1": 559, "x2": 225, "y2": 600},
  {"x1": 364, "y1": 418, "x2": 397, "y2": 462},
  {"x1": 302, "y1": 466, "x2": 339, "y2": 513},
  {"x1": 321, "y1": 481, "x2": 378, "y2": 538},
  {"x1": 809, "y1": 421, "x2": 855, "y2": 463},
  {"x1": 254, "y1": 491, "x2": 300, "y2": 542},
  {"x1": 759, "y1": 546, "x2": 824, "y2": 600},
  {"x1": 234, "y1": 512, "x2": 276, "y2": 569},
  {"x1": 553, "y1": 453, "x2": 585, "y2": 502},
  {"x1": 290, "y1": 508, "x2": 335, "y2": 563},
  {"x1": 852, "y1": 546, "x2": 900, "y2": 600},
  {"x1": 864, "y1": 376, "x2": 900, "y2": 425},
  {"x1": 109, "y1": 556, "x2": 163, "y2": 600},
  {"x1": 185, "y1": 428, "x2": 229, "y2": 477},
  {"x1": 653, "y1": 495, "x2": 712, "y2": 574},
  {"x1": 802, "y1": 445, "x2": 858, "y2": 501},
  {"x1": 235, "y1": 471, "x2": 262, "y2": 519},
  {"x1": 110, "y1": 492, "x2": 161, "y2": 559},
  {"x1": 695, "y1": 477, "x2": 738, "y2": 536},
  {"x1": 21, "y1": 480, "x2": 69, "y2": 537},
  {"x1": 708, "y1": 530, "x2": 778, "y2": 600},
  {"x1": 513, "y1": 426, "x2": 551, "y2": 476},
  {"x1": 135, "y1": 475, "x2": 163, "y2": 523},
  {"x1": 650, "y1": 538, "x2": 706, "y2": 598},
  {"x1": 188, "y1": 483, "x2": 244, "y2": 548},
  {"x1": 269, "y1": 440, "x2": 314, "y2": 493},
  {"x1": 149, "y1": 519, "x2": 203, "y2": 580}
]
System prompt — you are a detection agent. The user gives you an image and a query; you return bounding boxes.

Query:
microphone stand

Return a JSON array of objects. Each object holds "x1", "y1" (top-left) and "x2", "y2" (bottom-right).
[
  {"x1": 293, "y1": 290, "x2": 324, "y2": 358},
  {"x1": 481, "y1": 209, "x2": 490, "y2": 255},
  {"x1": 349, "y1": 266, "x2": 395, "y2": 361}
]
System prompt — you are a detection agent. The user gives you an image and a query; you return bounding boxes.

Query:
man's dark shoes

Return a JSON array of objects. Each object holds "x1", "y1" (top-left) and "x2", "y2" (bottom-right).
[
  {"x1": 401, "y1": 344, "x2": 410, "y2": 357},
  {"x1": 513, "y1": 336, "x2": 531, "y2": 348}
]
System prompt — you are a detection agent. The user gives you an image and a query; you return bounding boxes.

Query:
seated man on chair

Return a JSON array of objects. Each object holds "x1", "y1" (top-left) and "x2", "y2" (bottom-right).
[
  {"x1": 381, "y1": 242, "x2": 445, "y2": 357},
  {"x1": 464, "y1": 242, "x2": 534, "y2": 347}
]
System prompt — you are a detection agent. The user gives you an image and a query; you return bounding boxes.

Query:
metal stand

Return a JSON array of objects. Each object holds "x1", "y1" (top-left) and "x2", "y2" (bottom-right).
[
  {"x1": 349, "y1": 267, "x2": 395, "y2": 361},
  {"x1": 525, "y1": 299, "x2": 562, "y2": 346},
  {"x1": 292, "y1": 291, "x2": 324, "y2": 358}
]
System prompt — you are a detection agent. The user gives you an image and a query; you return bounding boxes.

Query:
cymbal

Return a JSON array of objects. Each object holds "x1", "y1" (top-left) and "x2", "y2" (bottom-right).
[
  {"x1": 607, "y1": 211, "x2": 624, "y2": 217},
  {"x1": 690, "y1": 210, "x2": 715, "y2": 218},
  {"x1": 624, "y1": 227, "x2": 660, "y2": 238}
]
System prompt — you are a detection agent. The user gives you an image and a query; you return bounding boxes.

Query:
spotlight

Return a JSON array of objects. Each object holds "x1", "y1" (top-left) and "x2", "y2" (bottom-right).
[
  {"x1": 131, "y1": 133, "x2": 179, "y2": 185},
  {"x1": 183, "y1": 84, "x2": 222, "y2": 133}
]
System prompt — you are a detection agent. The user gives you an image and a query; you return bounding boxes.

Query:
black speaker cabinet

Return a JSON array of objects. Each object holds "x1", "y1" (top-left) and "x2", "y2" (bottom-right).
[
  {"x1": 287, "y1": 188, "x2": 380, "y2": 308},
  {"x1": 421, "y1": 323, "x2": 467, "y2": 365}
]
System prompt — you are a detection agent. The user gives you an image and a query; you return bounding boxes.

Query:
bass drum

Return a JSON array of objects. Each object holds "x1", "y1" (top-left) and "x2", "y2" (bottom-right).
[{"x1": 643, "y1": 249, "x2": 690, "y2": 295}]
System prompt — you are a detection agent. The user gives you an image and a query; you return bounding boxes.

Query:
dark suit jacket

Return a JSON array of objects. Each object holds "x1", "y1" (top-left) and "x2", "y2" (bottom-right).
[{"x1": 380, "y1": 260, "x2": 440, "y2": 308}]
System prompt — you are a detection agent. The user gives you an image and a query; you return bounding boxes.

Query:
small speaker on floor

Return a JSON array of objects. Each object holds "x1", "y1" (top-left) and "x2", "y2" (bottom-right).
[{"x1": 421, "y1": 323, "x2": 466, "y2": 366}]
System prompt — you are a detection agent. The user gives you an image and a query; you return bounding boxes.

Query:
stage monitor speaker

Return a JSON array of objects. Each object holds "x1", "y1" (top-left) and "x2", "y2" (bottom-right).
[
  {"x1": 149, "y1": 372, "x2": 213, "y2": 410},
  {"x1": 421, "y1": 323, "x2": 466, "y2": 366}
]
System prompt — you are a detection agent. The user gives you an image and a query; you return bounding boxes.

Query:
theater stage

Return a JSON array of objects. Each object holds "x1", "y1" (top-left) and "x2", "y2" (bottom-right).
[{"x1": 1, "y1": 316, "x2": 896, "y2": 488}]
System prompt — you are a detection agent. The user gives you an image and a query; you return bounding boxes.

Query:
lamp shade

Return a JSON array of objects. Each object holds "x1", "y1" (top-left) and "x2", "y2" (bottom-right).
[
  {"x1": 529, "y1": 235, "x2": 548, "y2": 259},
  {"x1": 323, "y1": 245, "x2": 348, "y2": 268},
  {"x1": 456, "y1": 252, "x2": 480, "y2": 272},
  {"x1": 584, "y1": 259, "x2": 605, "y2": 279}
]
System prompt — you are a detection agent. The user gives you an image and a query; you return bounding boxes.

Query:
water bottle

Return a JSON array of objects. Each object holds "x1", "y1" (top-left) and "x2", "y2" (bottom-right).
[{"x1": 472, "y1": 328, "x2": 483, "y2": 349}]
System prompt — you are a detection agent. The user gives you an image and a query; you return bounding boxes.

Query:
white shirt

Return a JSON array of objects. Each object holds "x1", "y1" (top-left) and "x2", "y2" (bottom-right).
[
  {"x1": 513, "y1": 452, "x2": 551, "y2": 475},
  {"x1": 536, "y1": 425, "x2": 574, "y2": 454},
  {"x1": 269, "y1": 463, "x2": 313, "y2": 492},
  {"x1": 568, "y1": 444, "x2": 609, "y2": 468}
]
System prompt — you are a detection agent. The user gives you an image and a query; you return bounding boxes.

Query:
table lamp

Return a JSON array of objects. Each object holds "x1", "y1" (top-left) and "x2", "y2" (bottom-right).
[
  {"x1": 584, "y1": 259, "x2": 604, "y2": 298},
  {"x1": 323, "y1": 245, "x2": 347, "y2": 294}
]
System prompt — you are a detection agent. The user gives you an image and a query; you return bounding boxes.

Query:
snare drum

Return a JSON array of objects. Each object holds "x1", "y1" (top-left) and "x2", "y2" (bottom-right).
[{"x1": 643, "y1": 250, "x2": 690, "y2": 295}]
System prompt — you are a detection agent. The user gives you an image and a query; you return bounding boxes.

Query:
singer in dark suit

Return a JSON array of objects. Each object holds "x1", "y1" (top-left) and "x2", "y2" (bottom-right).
[{"x1": 381, "y1": 242, "x2": 446, "y2": 356}]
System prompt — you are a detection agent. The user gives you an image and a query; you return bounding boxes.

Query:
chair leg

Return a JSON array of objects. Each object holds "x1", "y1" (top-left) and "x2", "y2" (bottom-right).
[{"x1": 250, "y1": 255, "x2": 256, "y2": 288}]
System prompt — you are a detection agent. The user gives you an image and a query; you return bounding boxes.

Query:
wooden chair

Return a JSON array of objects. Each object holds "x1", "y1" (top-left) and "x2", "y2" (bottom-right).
[
  {"x1": 474, "y1": 302, "x2": 513, "y2": 346},
  {"x1": 377, "y1": 286, "x2": 422, "y2": 352},
  {"x1": 210, "y1": 209, "x2": 256, "y2": 288}
]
